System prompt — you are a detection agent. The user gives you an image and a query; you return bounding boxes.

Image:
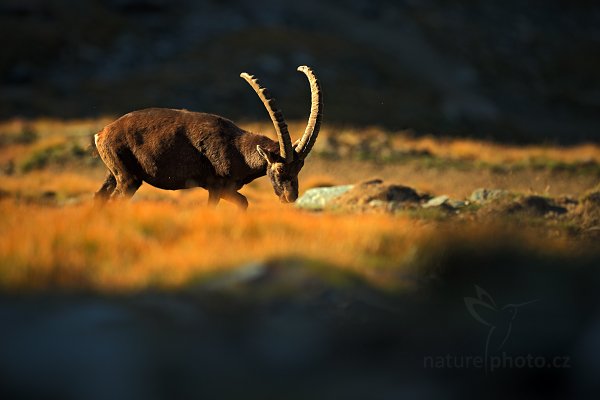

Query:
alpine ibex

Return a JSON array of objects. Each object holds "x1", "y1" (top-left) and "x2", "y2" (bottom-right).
[{"x1": 94, "y1": 66, "x2": 322, "y2": 209}]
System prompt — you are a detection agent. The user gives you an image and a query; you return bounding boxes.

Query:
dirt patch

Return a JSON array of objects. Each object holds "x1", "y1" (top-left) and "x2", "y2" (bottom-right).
[
  {"x1": 478, "y1": 195, "x2": 568, "y2": 218},
  {"x1": 509, "y1": 195, "x2": 568, "y2": 216}
]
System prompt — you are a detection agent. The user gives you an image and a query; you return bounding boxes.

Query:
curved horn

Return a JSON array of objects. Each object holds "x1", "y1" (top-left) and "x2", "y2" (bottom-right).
[
  {"x1": 240, "y1": 72, "x2": 293, "y2": 163},
  {"x1": 295, "y1": 65, "x2": 323, "y2": 158}
]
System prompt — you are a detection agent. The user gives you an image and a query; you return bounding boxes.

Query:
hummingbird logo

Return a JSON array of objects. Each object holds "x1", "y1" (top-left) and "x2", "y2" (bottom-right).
[{"x1": 464, "y1": 285, "x2": 538, "y2": 372}]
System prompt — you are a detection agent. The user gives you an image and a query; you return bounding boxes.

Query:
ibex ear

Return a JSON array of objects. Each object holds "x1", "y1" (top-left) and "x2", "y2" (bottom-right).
[{"x1": 256, "y1": 145, "x2": 276, "y2": 164}]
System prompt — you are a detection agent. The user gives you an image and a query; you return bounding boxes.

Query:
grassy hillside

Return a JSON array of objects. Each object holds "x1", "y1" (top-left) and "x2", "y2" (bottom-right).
[{"x1": 1, "y1": 117, "x2": 599, "y2": 292}]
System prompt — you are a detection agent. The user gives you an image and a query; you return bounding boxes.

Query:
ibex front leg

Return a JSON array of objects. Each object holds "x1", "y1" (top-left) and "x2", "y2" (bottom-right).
[
  {"x1": 207, "y1": 189, "x2": 221, "y2": 207},
  {"x1": 221, "y1": 191, "x2": 249, "y2": 210},
  {"x1": 207, "y1": 189, "x2": 248, "y2": 210}
]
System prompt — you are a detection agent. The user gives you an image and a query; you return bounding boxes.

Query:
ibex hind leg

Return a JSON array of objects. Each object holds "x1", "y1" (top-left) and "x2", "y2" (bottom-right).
[
  {"x1": 111, "y1": 177, "x2": 142, "y2": 200},
  {"x1": 94, "y1": 172, "x2": 117, "y2": 204},
  {"x1": 97, "y1": 144, "x2": 143, "y2": 201}
]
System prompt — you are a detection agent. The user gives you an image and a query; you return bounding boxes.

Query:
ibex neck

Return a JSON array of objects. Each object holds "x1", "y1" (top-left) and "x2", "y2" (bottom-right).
[{"x1": 235, "y1": 131, "x2": 279, "y2": 174}]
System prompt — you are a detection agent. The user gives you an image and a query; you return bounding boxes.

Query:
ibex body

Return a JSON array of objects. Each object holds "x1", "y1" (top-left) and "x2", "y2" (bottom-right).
[{"x1": 94, "y1": 66, "x2": 322, "y2": 209}]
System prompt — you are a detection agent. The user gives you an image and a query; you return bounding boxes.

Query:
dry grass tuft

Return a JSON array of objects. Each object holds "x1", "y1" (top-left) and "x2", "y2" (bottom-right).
[
  {"x1": 389, "y1": 132, "x2": 600, "y2": 165},
  {"x1": 574, "y1": 187, "x2": 600, "y2": 231}
]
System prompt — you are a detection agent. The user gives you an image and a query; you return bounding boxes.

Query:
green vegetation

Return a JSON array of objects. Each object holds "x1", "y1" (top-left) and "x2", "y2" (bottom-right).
[
  {"x1": 19, "y1": 141, "x2": 88, "y2": 172},
  {"x1": 0, "y1": 125, "x2": 38, "y2": 147}
]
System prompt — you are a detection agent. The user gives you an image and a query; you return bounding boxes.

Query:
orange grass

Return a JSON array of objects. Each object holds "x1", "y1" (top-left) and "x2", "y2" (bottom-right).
[
  {"x1": 0, "y1": 199, "x2": 430, "y2": 291},
  {"x1": 0, "y1": 117, "x2": 112, "y2": 139},
  {"x1": 0, "y1": 170, "x2": 100, "y2": 199},
  {"x1": 1, "y1": 118, "x2": 597, "y2": 293},
  {"x1": 388, "y1": 132, "x2": 600, "y2": 165},
  {"x1": 3, "y1": 117, "x2": 599, "y2": 167},
  {"x1": 0, "y1": 199, "x2": 585, "y2": 293}
]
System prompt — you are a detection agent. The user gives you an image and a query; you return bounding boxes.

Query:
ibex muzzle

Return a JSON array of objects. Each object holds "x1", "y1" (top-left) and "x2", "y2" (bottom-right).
[{"x1": 93, "y1": 66, "x2": 322, "y2": 209}]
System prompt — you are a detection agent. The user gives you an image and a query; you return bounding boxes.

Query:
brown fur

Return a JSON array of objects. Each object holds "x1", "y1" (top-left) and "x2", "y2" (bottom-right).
[{"x1": 94, "y1": 108, "x2": 284, "y2": 208}]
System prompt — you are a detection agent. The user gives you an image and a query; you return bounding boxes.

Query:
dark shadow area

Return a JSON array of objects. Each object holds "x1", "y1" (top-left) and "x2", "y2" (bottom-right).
[
  {"x1": 1, "y1": 0, "x2": 599, "y2": 143},
  {"x1": 1, "y1": 247, "x2": 599, "y2": 399}
]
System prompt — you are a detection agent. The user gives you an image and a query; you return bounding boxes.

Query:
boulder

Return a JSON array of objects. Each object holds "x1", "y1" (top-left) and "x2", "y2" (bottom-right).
[
  {"x1": 422, "y1": 195, "x2": 449, "y2": 208},
  {"x1": 295, "y1": 185, "x2": 354, "y2": 210},
  {"x1": 328, "y1": 179, "x2": 424, "y2": 212}
]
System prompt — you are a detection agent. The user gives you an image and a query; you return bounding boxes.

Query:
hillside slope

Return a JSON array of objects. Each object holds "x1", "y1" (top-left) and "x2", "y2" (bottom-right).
[{"x1": 1, "y1": 0, "x2": 599, "y2": 142}]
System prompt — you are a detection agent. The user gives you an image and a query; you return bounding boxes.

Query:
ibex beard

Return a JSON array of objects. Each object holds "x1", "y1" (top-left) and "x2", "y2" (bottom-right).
[{"x1": 93, "y1": 66, "x2": 322, "y2": 209}]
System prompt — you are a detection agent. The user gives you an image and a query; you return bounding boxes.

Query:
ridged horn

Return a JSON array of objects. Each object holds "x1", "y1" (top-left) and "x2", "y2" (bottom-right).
[
  {"x1": 295, "y1": 65, "x2": 323, "y2": 158},
  {"x1": 240, "y1": 72, "x2": 293, "y2": 163}
]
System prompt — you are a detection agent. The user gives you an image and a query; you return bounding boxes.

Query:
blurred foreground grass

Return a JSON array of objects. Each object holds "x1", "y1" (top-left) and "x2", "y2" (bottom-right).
[
  {"x1": 0, "y1": 198, "x2": 595, "y2": 293},
  {"x1": 0, "y1": 200, "x2": 416, "y2": 291}
]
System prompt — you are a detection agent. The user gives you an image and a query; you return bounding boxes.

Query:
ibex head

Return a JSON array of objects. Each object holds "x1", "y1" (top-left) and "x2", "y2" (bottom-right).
[{"x1": 240, "y1": 66, "x2": 323, "y2": 203}]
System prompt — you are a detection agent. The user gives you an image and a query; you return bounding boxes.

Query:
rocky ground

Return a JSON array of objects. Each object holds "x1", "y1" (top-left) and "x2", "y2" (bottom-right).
[{"x1": 297, "y1": 178, "x2": 600, "y2": 239}]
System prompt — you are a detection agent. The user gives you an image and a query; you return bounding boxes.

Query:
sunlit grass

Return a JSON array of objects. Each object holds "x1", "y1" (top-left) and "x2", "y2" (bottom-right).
[
  {"x1": 0, "y1": 117, "x2": 112, "y2": 139},
  {"x1": 0, "y1": 170, "x2": 99, "y2": 199},
  {"x1": 0, "y1": 196, "x2": 591, "y2": 293},
  {"x1": 0, "y1": 199, "x2": 433, "y2": 291},
  {"x1": 1, "y1": 117, "x2": 598, "y2": 294},
  {"x1": 389, "y1": 132, "x2": 600, "y2": 165},
  {"x1": 2, "y1": 117, "x2": 599, "y2": 168}
]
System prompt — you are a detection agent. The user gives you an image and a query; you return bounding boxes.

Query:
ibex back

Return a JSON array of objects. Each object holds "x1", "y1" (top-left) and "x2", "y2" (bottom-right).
[{"x1": 94, "y1": 66, "x2": 322, "y2": 209}]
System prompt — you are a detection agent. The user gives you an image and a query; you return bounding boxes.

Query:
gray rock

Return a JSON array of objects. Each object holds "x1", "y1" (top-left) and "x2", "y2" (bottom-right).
[
  {"x1": 204, "y1": 261, "x2": 268, "y2": 290},
  {"x1": 448, "y1": 199, "x2": 469, "y2": 208},
  {"x1": 295, "y1": 185, "x2": 354, "y2": 210},
  {"x1": 469, "y1": 188, "x2": 509, "y2": 203},
  {"x1": 368, "y1": 199, "x2": 387, "y2": 208},
  {"x1": 422, "y1": 195, "x2": 449, "y2": 208}
]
